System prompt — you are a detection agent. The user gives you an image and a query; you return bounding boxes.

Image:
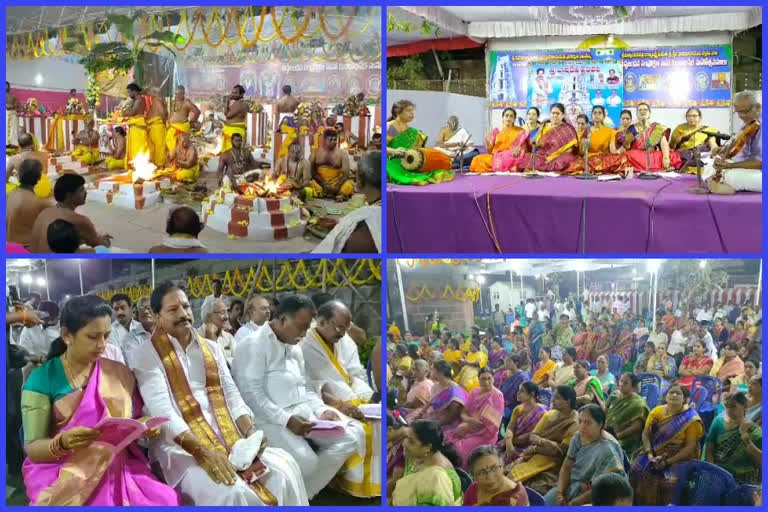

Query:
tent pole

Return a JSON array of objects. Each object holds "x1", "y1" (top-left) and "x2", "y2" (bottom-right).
[{"x1": 395, "y1": 260, "x2": 409, "y2": 332}]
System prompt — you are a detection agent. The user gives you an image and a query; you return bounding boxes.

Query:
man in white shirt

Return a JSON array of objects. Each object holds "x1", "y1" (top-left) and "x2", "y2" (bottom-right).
[
  {"x1": 697, "y1": 321, "x2": 718, "y2": 360},
  {"x1": 231, "y1": 295, "x2": 362, "y2": 499},
  {"x1": 198, "y1": 298, "x2": 237, "y2": 365},
  {"x1": 667, "y1": 328, "x2": 688, "y2": 360},
  {"x1": 524, "y1": 299, "x2": 536, "y2": 321},
  {"x1": 613, "y1": 296, "x2": 627, "y2": 315},
  {"x1": 234, "y1": 295, "x2": 271, "y2": 345},
  {"x1": 647, "y1": 322, "x2": 669, "y2": 348},
  {"x1": 696, "y1": 305, "x2": 713, "y2": 323},
  {"x1": 133, "y1": 282, "x2": 308, "y2": 506},
  {"x1": 122, "y1": 296, "x2": 154, "y2": 369},
  {"x1": 200, "y1": 279, "x2": 231, "y2": 318},
  {"x1": 300, "y1": 300, "x2": 381, "y2": 497},
  {"x1": 18, "y1": 300, "x2": 60, "y2": 362},
  {"x1": 107, "y1": 293, "x2": 142, "y2": 359}
]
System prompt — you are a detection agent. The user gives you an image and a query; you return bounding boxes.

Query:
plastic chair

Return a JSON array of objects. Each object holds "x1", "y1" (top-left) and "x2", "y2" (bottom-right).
[
  {"x1": 689, "y1": 386, "x2": 710, "y2": 411},
  {"x1": 636, "y1": 372, "x2": 664, "y2": 390},
  {"x1": 691, "y1": 376, "x2": 723, "y2": 411},
  {"x1": 536, "y1": 388, "x2": 553, "y2": 408},
  {"x1": 640, "y1": 382, "x2": 660, "y2": 409},
  {"x1": 725, "y1": 484, "x2": 760, "y2": 505},
  {"x1": 525, "y1": 486, "x2": 546, "y2": 506},
  {"x1": 456, "y1": 467, "x2": 473, "y2": 493},
  {"x1": 609, "y1": 353, "x2": 624, "y2": 379},
  {"x1": 671, "y1": 460, "x2": 737, "y2": 505}
]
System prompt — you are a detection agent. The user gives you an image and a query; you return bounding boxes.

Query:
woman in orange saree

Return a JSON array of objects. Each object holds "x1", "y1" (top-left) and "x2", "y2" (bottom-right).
[
  {"x1": 566, "y1": 106, "x2": 628, "y2": 175},
  {"x1": 512, "y1": 103, "x2": 577, "y2": 173},
  {"x1": 469, "y1": 108, "x2": 526, "y2": 173},
  {"x1": 622, "y1": 102, "x2": 682, "y2": 171}
]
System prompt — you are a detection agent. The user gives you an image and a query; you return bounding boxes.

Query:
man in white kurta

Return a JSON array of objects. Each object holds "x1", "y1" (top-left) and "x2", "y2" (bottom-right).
[
  {"x1": 300, "y1": 299, "x2": 381, "y2": 497},
  {"x1": 234, "y1": 295, "x2": 271, "y2": 345},
  {"x1": 108, "y1": 294, "x2": 143, "y2": 360},
  {"x1": 231, "y1": 294, "x2": 362, "y2": 499},
  {"x1": 133, "y1": 283, "x2": 308, "y2": 506},
  {"x1": 121, "y1": 296, "x2": 154, "y2": 369},
  {"x1": 197, "y1": 298, "x2": 237, "y2": 364}
]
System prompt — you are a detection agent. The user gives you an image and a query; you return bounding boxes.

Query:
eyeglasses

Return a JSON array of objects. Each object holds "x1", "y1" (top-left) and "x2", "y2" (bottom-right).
[
  {"x1": 137, "y1": 305, "x2": 152, "y2": 311},
  {"x1": 473, "y1": 464, "x2": 503, "y2": 478}
]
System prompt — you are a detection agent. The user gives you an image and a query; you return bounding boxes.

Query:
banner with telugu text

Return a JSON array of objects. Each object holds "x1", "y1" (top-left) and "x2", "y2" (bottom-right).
[{"x1": 489, "y1": 45, "x2": 731, "y2": 110}]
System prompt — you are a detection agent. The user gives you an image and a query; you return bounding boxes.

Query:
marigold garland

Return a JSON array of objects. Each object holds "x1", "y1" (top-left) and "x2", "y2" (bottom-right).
[
  {"x1": 96, "y1": 259, "x2": 381, "y2": 303},
  {"x1": 318, "y1": 8, "x2": 355, "y2": 41},
  {"x1": 405, "y1": 283, "x2": 480, "y2": 303},
  {"x1": 270, "y1": 7, "x2": 312, "y2": 45}
]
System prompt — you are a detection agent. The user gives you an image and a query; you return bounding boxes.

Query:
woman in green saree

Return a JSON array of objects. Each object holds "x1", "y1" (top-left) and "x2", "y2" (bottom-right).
[
  {"x1": 605, "y1": 373, "x2": 649, "y2": 459},
  {"x1": 387, "y1": 100, "x2": 454, "y2": 185},
  {"x1": 705, "y1": 392, "x2": 762, "y2": 485},
  {"x1": 572, "y1": 360, "x2": 605, "y2": 408},
  {"x1": 391, "y1": 419, "x2": 464, "y2": 505}
]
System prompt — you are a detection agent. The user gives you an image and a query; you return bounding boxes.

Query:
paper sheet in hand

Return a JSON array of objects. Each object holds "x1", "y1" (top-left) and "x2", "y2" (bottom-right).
[
  {"x1": 93, "y1": 416, "x2": 169, "y2": 453},
  {"x1": 359, "y1": 403, "x2": 382, "y2": 419},
  {"x1": 306, "y1": 420, "x2": 347, "y2": 439}
]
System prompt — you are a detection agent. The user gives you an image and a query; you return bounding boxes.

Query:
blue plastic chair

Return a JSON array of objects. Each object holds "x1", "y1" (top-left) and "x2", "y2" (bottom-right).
[
  {"x1": 671, "y1": 460, "x2": 737, "y2": 505},
  {"x1": 526, "y1": 486, "x2": 546, "y2": 506},
  {"x1": 725, "y1": 484, "x2": 760, "y2": 505},
  {"x1": 690, "y1": 386, "x2": 710, "y2": 411},
  {"x1": 636, "y1": 372, "x2": 664, "y2": 390},
  {"x1": 456, "y1": 467, "x2": 473, "y2": 492},
  {"x1": 691, "y1": 376, "x2": 723, "y2": 411},
  {"x1": 536, "y1": 388, "x2": 553, "y2": 408},
  {"x1": 640, "y1": 382, "x2": 660, "y2": 409},
  {"x1": 609, "y1": 353, "x2": 624, "y2": 379}
]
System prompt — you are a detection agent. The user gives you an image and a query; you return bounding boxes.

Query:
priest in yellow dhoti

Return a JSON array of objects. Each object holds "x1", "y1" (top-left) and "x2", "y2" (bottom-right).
[
  {"x1": 146, "y1": 88, "x2": 168, "y2": 168},
  {"x1": 166, "y1": 85, "x2": 200, "y2": 156},
  {"x1": 221, "y1": 84, "x2": 248, "y2": 154},
  {"x1": 71, "y1": 120, "x2": 101, "y2": 165},
  {"x1": 160, "y1": 133, "x2": 199, "y2": 183},
  {"x1": 104, "y1": 126, "x2": 127, "y2": 171},
  {"x1": 123, "y1": 83, "x2": 150, "y2": 170},
  {"x1": 300, "y1": 300, "x2": 381, "y2": 498},
  {"x1": 309, "y1": 129, "x2": 355, "y2": 200}
]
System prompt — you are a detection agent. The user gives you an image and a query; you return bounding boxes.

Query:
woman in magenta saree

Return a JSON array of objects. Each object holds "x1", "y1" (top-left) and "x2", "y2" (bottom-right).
[
  {"x1": 488, "y1": 339, "x2": 508, "y2": 371},
  {"x1": 21, "y1": 295, "x2": 179, "y2": 506},
  {"x1": 511, "y1": 103, "x2": 577, "y2": 173},
  {"x1": 500, "y1": 381, "x2": 548, "y2": 463},
  {"x1": 622, "y1": 102, "x2": 682, "y2": 171},
  {"x1": 444, "y1": 368, "x2": 505, "y2": 468}
]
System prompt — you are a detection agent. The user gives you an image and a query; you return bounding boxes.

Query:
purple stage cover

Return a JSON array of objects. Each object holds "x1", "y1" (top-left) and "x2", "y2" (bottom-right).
[{"x1": 387, "y1": 174, "x2": 761, "y2": 253}]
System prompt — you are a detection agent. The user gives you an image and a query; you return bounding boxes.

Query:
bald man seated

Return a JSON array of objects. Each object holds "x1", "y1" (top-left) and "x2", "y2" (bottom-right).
[
  {"x1": 148, "y1": 206, "x2": 208, "y2": 253},
  {"x1": 6, "y1": 133, "x2": 51, "y2": 198},
  {"x1": 6, "y1": 159, "x2": 54, "y2": 247}
]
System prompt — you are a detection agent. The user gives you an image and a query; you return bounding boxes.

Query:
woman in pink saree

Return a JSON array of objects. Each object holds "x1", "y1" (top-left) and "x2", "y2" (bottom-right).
[
  {"x1": 444, "y1": 367, "x2": 504, "y2": 468},
  {"x1": 21, "y1": 295, "x2": 179, "y2": 506}
]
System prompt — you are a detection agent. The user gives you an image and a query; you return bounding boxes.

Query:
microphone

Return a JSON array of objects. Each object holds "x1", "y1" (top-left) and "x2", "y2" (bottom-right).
[{"x1": 701, "y1": 130, "x2": 731, "y2": 141}]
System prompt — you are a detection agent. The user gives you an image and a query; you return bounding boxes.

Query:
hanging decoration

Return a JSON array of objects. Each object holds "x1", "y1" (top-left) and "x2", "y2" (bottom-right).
[
  {"x1": 403, "y1": 259, "x2": 470, "y2": 268},
  {"x1": 7, "y1": 7, "x2": 377, "y2": 61},
  {"x1": 96, "y1": 259, "x2": 381, "y2": 303},
  {"x1": 85, "y1": 74, "x2": 101, "y2": 110},
  {"x1": 405, "y1": 284, "x2": 481, "y2": 303}
]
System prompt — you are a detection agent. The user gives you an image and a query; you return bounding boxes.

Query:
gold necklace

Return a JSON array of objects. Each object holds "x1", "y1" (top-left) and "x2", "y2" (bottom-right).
[{"x1": 62, "y1": 354, "x2": 90, "y2": 389}]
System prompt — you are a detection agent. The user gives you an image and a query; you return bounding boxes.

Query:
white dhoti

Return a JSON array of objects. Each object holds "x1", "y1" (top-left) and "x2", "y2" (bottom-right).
[
  {"x1": 703, "y1": 161, "x2": 762, "y2": 192},
  {"x1": 260, "y1": 402, "x2": 359, "y2": 499},
  {"x1": 175, "y1": 447, "x2": 308, "y2": 505},
  {"x1": 334, "y1": 418, "x2": 381, "y2": 498},
  {"x1": 6, "y1": 109, "x2": 19, "y2": 145}
]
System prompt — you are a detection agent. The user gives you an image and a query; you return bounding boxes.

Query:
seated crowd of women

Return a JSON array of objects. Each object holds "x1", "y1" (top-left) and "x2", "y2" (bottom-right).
[
  {"x1": 386, "y1": 97, "x2": 724, "y2": 177},
  {"x1": 385, "y1": 309, "x2": 762, "y2": 506}
]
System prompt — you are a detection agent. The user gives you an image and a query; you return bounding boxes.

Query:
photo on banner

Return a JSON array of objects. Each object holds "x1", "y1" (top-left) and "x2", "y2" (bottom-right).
[
  {"x1": 5, "y1": 6, "x2": 383, "y2": 255},
  {"x1": 6, "y1": 257, "x2": 382, "y2": 506},
  {"x1": 386, "y1": 6, "x2": 762, "y2": 254},
  {"x1": 384, "y1": 258, "x2": 762, "y2": 506}
]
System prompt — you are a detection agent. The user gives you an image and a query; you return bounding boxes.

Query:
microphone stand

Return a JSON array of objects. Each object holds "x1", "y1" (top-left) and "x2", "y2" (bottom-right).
[
  {"x1": 637, "y1": 136, "x2": 660, "y2": 180},
  {"x1": 575, "y1": 133, "x2": 597, "y2": 180},
  {"x1": 524, "y1": 143, "x2": 545, "y2": 178},
  {"x1": 689, "y1": 145, "x2": 708, "y2": 194}
]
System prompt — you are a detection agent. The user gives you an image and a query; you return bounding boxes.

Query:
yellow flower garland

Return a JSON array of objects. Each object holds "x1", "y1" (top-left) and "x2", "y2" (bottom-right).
[
  {"x1": 96, "y1": 259, "x2": 381, "y2": 303},
  {"x1": 405, "y1": 284, "x2": 480, "y2": 303}
]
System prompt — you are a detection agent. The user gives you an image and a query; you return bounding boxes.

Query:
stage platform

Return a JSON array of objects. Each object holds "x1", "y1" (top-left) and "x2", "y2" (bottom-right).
[{"x1": 387, "y1": 173, "x2": 760, "y2": 253}]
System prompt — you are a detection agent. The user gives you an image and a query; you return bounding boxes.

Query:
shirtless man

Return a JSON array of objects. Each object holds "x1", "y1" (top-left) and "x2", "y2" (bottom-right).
[
  {"x1": 122, "y1": 83, "x2": 149, "y2": 167},
  {"x1": 6, "y1": 133, "x2": 49, "y2": 183},
  {"x1": 276, "y1": 85, "x2": 300, "y2": 115},
  {"x1": 145, "y1": 86, "x2": 168, "y2": 167},
  {"x1": 217, "y1": 133, "x2": 258, "y2": 190},
  {"x1": 168, "y1": 133, "x2": 200, "y2": 182},
  {"x1": 6, "y1": 160, "x2": 54, "y2": 247},
  {"x1": 6, "y1": 81, "x2": 21, "y2": 146},
  {"x1": 334, "y1": 122, "x2": 359, "y2": 150},
  {"x1": 222, "y1": 85, "x2": 248, "y2": 153},
  {"x1": 167, "y1": 85, "x2": 201, "y2": 154},
  {"x1": 369, "y1": 133, "x2": 382, "y2": 151},
  {"x1": 274, "y1": 142, "x2": 311, "y2": 196},
  {"x1": 309, "y1": 129, "x2": 353, "y2": 201},
  {"x1": 30, "y1": 174, "x2": 113, "y2": 252},
  {"x1": 105, "y1": 126, "x2": 127, "y2": 170},
  {"x1": 72, "y1": 120, "x2": 100, "y2": 164}
]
